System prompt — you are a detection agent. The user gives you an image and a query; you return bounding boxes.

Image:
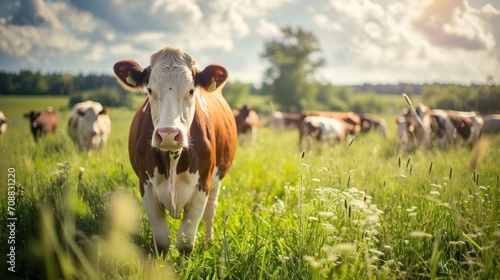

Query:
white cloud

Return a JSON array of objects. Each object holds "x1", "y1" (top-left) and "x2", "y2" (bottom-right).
[
  {"x1": 0, "y1": 0, "x2": 498, "y2": 84},
  {"x1": 318, "y1": 0, "x2": 500, "y2": 83},
  {"x1": 312, "y1": 14, "x2": 342, "y2": 31},
  {"x1": 411, "y1": 0, "x2": 495, "y2": 50},
  {"x1": 234, "y1": 0, "x2": 293, "y2": 18},
  {"x1": 256, "y1": 19, "x2": 281, "y2": 37}
]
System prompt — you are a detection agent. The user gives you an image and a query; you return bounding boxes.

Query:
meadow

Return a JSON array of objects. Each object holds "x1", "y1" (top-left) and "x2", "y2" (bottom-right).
[{"x1": 0, "y1": 95, "x2": 499, "y2": 279}]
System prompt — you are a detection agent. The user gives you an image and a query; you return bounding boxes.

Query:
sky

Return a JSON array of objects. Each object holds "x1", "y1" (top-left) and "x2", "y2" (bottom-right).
[{"x1": 0, "y1": 0, "x2": 499, "y2": 85}]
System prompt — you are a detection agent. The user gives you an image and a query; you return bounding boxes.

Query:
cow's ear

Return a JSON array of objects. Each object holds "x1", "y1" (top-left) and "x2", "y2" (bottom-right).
[
  {"x1": 113, "y1": 59, "x2": 151, "y2": 91},
  {"x1": 99, "y1": 106, "x2": 110, "y2": 115},
  {"x1": 196, "y1": 64, "x2": 228, "y2": 92}
]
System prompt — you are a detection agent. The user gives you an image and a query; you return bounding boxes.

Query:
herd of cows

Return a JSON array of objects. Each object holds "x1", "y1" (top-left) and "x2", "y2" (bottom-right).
[
  {"x1": 0, "y1": 101, "x2": 111, "y2": 156},
  {"x1": 3, "y1": 102, "x2": 499, "y2": 155},
  {"x1": 234, "y1": 104, "x2": 500, "y2": 153},
  {"x1": 1, "y1": 47, "x2": 499, "y2": 256}
]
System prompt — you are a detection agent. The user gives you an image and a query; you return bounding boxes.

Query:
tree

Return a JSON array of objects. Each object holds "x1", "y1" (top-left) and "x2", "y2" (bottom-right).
[
  {"x1": 261, "y1": 26, "x2": 324, "y2": 113},
  {"x1": 222, "y1": 81, "x2": 251, "y2": 108}
]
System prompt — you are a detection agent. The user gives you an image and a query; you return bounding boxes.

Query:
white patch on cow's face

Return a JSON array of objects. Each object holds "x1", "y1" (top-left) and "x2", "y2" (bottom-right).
[{"x1": 147, "y1": 62, "x2": 197, "y2": 151}]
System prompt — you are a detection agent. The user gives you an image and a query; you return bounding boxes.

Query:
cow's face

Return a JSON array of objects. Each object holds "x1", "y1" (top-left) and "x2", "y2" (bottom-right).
[
  {"x1": 396, "y1": 108, "x2": 415, "y2": 140},
  {"x1": 23, "y1": 111, "x2": 41, "y2": 128},
  {"x1": 113, "y1": 47, "x2": 228, "y2": 152},
  {"x1": 146, "y1": 50, "x2": 197, "y2": 151},
  {"x1": 78, "y1": 106, "x2": 109, "y2": 144}
]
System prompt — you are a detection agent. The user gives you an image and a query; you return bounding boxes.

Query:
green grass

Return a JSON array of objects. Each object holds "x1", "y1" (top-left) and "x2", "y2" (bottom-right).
[{"x1": 0, "y1": 95, "x2": 499, "y2": 279}]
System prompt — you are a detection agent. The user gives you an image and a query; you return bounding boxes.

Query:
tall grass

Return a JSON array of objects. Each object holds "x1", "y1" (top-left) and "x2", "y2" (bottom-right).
[{"x1": 1, "y1": 96, "x2": 499, "y2": 279}]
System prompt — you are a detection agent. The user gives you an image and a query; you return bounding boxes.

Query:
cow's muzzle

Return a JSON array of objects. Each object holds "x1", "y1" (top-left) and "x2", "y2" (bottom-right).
[{"x1": 154, "y1": 127, "x2": 184, "y2": 151}]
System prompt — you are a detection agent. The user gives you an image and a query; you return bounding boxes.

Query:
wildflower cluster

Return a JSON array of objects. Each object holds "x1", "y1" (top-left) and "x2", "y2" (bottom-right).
[{"x1": 301, "y1": 186, "x2": 384, "y2": 277}]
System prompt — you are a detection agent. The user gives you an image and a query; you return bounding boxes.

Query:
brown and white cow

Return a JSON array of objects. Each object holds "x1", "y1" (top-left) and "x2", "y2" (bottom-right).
[
  {"x1": 234, "y1": 105, "x2": 261, "y2": 142},
  {"x1": 68, "y1": 101, "x2": 111, "y2": 155},
  {"x1": 482, "y1": 114, "x2": 500, "y2": 134},
  {"x1": 300, "y1": 115, "x2": 352, "y2": 147},
  {"x1": 431, "y1": 110, "x2": 483, "y2": 149},
  {"x1": 266, "y1": 111, "x2": 301, "y2": 131},
  {"x1": 0, "y1": 111, "x2": 7, "y2": 137},
  {"x1": 302, "y1": 110, "x2": 362, "y2": 132},
  {"x1": 395, "y1": 104, "x2": 432, "y2": 152},
  {"x1": 113, "y1": 47, "x2": 237, "y2": 255},
  {"x1": 23, "y1": 107, "x2": 58, "y2": 142}
]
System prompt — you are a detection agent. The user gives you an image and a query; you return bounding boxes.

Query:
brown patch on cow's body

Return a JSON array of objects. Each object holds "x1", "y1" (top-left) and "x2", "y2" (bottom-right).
[{"x1": 445, "y1": 110, "x2": 473, "y2": 140}]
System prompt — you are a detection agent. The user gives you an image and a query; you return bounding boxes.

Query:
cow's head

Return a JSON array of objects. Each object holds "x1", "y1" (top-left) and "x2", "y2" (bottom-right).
[
  {"x1": 23, "y1": 110, "x2": 42, "y2": 128},
  {"x1": 113, "y1": 47, "x2": 228, "y2": 152},
  {"x1": 396, "y1": 107, "x2": 415, "y2": 140},
  {"x1": 77, "y1": 105, "x2": 110, "y2": 141}
]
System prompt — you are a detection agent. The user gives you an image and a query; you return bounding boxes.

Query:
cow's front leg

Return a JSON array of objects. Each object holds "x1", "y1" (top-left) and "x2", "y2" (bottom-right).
[
  {"x1": 203, "y1": 180, "x2": 221, "y2": 244},
  {"x1": 177, "y1": 187, "x2": 208, "y2": 255},
  {"x1": 143, "y1": 181, "x2": 171, "y2": 254}
]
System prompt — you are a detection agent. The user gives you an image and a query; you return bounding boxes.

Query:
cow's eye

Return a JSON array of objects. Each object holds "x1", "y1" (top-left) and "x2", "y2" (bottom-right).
[
  {"x1": 184, "y1": 89, "x2": 195, "y2": 100},
  {"x1": 147, "y1": 88, "x2": 152, "y2": 95}
]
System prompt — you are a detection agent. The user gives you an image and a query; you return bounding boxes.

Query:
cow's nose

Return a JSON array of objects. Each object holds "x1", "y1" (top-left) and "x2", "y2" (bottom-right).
[{"x1": 155, "y1": 127, "x2": 182, "y2": 147}]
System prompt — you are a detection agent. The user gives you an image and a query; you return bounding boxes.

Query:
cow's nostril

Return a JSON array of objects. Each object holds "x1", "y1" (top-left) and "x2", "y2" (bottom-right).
[{"x1": 155, "y1": 131, "x2": 163, "y2": 144}]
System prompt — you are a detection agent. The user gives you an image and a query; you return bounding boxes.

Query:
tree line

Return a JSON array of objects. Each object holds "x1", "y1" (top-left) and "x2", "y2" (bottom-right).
[
  {"x1": 0, "y1": 70, "x2": 133, "y2": 108},
  {"x1": 0, "y1": 70, "x2": 120, "y2": 96}
]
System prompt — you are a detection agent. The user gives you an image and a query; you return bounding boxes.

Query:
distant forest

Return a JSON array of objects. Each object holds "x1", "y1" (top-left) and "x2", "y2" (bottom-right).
[
  {"x1": 0, "y1": 70, "x2": 119, "y2": 96},
  {"x1": 0, "y1": 70, "x2": 491, "y2": 96}
]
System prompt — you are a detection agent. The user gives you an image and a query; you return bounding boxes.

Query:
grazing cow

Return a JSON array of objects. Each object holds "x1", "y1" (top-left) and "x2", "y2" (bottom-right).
[
  {"x1": 359, "y1": 113, "x2": 389, "y2": 138},
  {"x1": 68, "y1": 101, "x2": 111, "y2": 155},
  {"x1": 0, "y1": 111, "x2": 7, "y2": 137},
  {"x1": 431, "y1": 110, "x2": 483, "y2": 149},
  {"x1": 482, "y1": 114, "x2": 500, "y2": 134},
  {"x1": 299, "y1": 115, "x2": 357, "y2": 149},
  {"x1": 23, "y1": 107, "x2": 58, "y2": 142},
  {"x1": 266, "y1": 111, "x2": 301, "y2": 131},
  {"x1": 302, "y1": 111, "x2": 361, "y2": 133},
  {"x1": 234, "y1": 105, "x2": 261, "y2": 142},
  {"x1": 395, "y1": 104, "x2": 432, "y2": 152},
  {"x1": 113, "y1": 47, "x2": 237, "y2": 255}
]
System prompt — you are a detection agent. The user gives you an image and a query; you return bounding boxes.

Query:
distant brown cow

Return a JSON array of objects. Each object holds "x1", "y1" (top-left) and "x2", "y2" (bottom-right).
[
  {"x1": 23, "y1": 107, "x2": 58, "y2": 142},
  {"x1": 234, "y1": 105, "x2": 261, "y2": 141}
]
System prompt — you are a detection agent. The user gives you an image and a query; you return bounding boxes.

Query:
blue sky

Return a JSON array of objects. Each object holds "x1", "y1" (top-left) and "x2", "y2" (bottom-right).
[{"x1": 0, "y1": 0, "x2": 499, "y2": 85}]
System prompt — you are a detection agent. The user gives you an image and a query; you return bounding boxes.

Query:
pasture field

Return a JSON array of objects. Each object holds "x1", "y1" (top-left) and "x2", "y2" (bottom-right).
[{"x1": 0, "y1": 95, "x2": 499, "y2": 279}]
